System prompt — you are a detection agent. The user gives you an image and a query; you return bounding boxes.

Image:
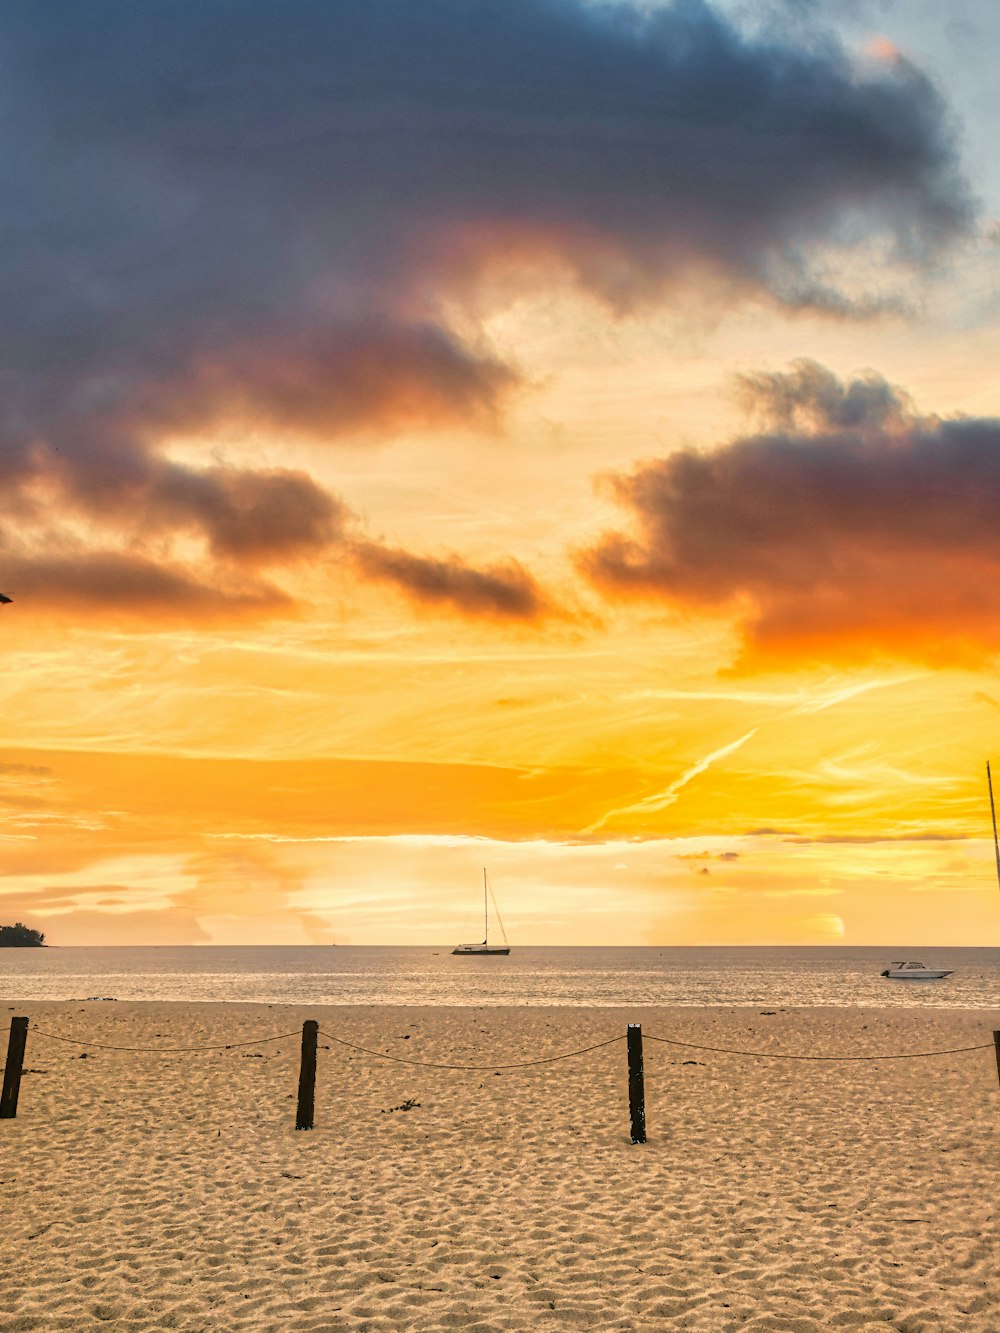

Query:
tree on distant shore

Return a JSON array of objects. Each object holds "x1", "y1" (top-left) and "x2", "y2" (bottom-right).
[{"x1": 0, "y1": 922, "x2": 45, "y2": 947}]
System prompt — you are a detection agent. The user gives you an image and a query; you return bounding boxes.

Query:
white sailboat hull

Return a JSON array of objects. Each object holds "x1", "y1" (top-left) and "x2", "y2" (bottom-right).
[{"x1": 451, "y1": 944, "x2": 511, "y2": 956}]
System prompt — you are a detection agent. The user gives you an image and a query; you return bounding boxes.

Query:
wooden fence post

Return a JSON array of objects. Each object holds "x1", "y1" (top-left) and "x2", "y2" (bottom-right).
[
  {"x1": 993, "y1": 1031, "x2": 1000, "y2": 1092},
  {"x1": 296, "y1": 1019, "x2": 318, "y2": 1130},
  {"x1": 627, "y1": 1023, "x2": 646, "y2": 1144},
  {"x1": 0, "y1": 1017, "x2": 29, "y2": 1120}
]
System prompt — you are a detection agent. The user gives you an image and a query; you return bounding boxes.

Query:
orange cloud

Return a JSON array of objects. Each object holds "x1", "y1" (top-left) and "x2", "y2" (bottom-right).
[{"x1": 581, "y1": 361, "x2": 1000, "y2": 669}]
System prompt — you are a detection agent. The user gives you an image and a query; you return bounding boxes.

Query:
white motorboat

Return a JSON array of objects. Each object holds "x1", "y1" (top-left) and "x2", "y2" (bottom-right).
[{"x1": 880, "y1": 960, "x2": 953, "y2": 980}]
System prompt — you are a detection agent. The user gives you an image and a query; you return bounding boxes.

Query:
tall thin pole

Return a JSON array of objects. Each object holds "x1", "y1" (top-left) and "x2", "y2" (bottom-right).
[
  {"x1": 483, "y1": 868, "x2": 488, "y2": 946},
  {"x1": 988, "y1": 762, "x2": 1000, "y2": 892}
]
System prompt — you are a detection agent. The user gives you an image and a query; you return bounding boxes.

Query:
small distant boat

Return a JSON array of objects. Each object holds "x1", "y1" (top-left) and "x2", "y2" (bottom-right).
[
  {"x1": 880, "y1": 961, "x2": 953, "y2": 980},
  {"x1": 452, "y1": 869, "x2": 510, "y2": 956}
]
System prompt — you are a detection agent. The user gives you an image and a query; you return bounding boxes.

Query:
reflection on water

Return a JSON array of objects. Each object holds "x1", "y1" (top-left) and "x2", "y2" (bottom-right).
[{"x1": 1, "y1": 946, "x2": 998, "y2": 1007}]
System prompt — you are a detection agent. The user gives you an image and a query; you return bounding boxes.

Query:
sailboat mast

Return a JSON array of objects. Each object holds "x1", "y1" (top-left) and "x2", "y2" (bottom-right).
[
  {"x1": 989, "y1": 762, "x2": 1000, "y2": 892},
  {"x1": 483, "y1": 867, "x2": 488, "y2": 945}
]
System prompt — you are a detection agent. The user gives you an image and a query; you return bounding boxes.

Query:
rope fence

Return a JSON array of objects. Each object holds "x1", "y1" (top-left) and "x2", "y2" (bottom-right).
[
  {"x1": 643, "y1": 1032, "x2": 996, "y2": 1062},
  {"x1": 3, "y1": 1016, "x2": 999, "y2": 1142},
  {"x1": 27, "y1": 1026, "x2": 302, "y2": 1054},
  {"x1": 316, "y1": 1028, "x2": 625, "y2": 1071}
]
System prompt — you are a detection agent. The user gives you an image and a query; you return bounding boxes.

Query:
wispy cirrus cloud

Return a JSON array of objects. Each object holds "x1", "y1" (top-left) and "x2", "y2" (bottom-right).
[
  {"x1": 583, "y1": 727, "x2": 759, "y2": 833},
  {"x1": 581, "y1": 360, "x2": 1000, "y2": 668}
]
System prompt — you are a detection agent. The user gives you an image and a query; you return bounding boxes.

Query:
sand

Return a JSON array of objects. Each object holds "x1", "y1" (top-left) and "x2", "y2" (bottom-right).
[{"x1": 0, "y1": 1001, "x2": 998, "y2": 1332}]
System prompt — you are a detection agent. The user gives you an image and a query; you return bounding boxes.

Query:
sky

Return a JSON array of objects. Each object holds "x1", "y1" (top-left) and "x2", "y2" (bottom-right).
[{"x1": 3, "y1": 0, "x2": 1000, "y2": 947}]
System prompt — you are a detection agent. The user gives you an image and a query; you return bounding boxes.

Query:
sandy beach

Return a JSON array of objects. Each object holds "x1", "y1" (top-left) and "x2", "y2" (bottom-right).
[{"x1": 1, "y1": 1002, "x2": 998, "y2": 1331}]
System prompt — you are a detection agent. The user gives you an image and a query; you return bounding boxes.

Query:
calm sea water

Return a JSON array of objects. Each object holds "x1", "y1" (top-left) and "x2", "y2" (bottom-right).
[{"x1": 0, "y1": 946, "x2": 998, "y2": 1008}]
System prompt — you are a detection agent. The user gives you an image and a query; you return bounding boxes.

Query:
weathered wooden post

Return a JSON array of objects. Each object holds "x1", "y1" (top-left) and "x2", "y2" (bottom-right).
[
  {"x1": 296, "y1": 1019, "x2": 318, "y2": 1130},
  {"x1": 993, "y1": 1031, "x2": 1000, "y2": 1091},
  {"x1": 627, "y1": 1023, "x2": 646, "y2": 1144},
  {"x1": 0, "y1": 1017, "x2": 29, "y2": 1120}
]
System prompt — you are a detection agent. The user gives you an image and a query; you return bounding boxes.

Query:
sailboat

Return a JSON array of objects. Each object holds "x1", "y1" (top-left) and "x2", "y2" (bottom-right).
[{"x1": 452, "y1": 869, "x2": 510, "y2": 956}]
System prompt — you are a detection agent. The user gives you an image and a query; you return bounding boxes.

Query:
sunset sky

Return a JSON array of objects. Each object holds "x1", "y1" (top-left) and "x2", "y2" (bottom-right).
[{"x1": 3, "y1": 0, "x2": 1000, "y2": 947}]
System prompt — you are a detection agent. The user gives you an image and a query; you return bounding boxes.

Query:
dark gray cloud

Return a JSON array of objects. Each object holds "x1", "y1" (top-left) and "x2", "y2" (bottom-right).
[
  {"x1": 0, "y1": 521, "x2": 561, "y2": 624},
  {"x1": 735, "y1": 359, "x2": 916, "y2": 433},
  {"x1": 581, "y1": 360, "x2": 1000, "y2": 667},
  {"x1": 0, "y1": 0, "x2": 973, "y2": 616},
  {"x1": 353, "y1": 542, "x2": 549, "y2": 621},
  {"x1": 151, "y1": 466, "x2": 346, "y2": 565},
  {"x1": 129, "y1": 325, "x2": 517, "y2": 442},
  {"x1": 43, "y1": 458, "x2": 349, "y2": 567},
  {"x1": 0, "y1": 548, "x2": 296, "y2": 623}
]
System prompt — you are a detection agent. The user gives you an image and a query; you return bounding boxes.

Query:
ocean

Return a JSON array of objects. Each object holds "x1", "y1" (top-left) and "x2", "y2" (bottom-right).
[{"x1": 1, "y1": 945, "x2": 998, "y2": 1007}]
